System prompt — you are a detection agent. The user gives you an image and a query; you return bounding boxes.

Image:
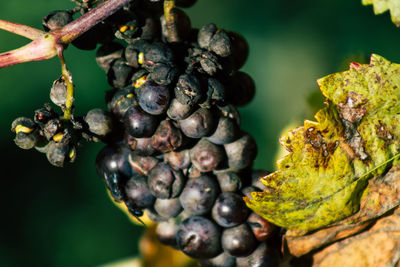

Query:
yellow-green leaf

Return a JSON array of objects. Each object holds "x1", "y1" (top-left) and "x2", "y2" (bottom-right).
[
  {"x1": 245, "y1": 54, "x2": 400, "y2": 232},
  {"x1": 362, "y1": 0, "x2": 400, "y2": 26}
]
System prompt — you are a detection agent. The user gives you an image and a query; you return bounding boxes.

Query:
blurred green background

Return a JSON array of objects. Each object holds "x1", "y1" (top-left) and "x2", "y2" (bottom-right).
[{"x1": 1, "y1": 0, "x2": 400, "y2": 266}]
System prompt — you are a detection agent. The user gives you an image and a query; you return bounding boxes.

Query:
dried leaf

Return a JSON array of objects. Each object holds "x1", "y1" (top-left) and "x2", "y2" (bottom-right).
[
  {"x1": 245, "y1": 54, "x2": 400, "y2": 232},
  {"x1": 312, "y1": 206, "x2": 400, "y2": 267},
  {"x1": 362, "y1": 0, "x2": 400, "y2": 27}
]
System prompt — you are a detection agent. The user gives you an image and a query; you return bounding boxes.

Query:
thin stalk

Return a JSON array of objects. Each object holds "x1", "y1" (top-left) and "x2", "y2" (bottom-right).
[
  {"x1": 57, "y1": 45, "x2": 74, "y2": 120},
  {"x1": 164, "y1": 0, "x2": 178, "y2": 42}
]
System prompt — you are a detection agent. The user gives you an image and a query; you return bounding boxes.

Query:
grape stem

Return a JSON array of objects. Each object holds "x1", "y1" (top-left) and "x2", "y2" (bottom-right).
[
  {"x1": 57, "y1": 45, "x2": 74, "y2": 120},
  {"x1": 164, "y1": 0, "x2": 178, "y2": 42},
  {"x1": 0, "y1": 0, "x2": 134, "y2": 120}
]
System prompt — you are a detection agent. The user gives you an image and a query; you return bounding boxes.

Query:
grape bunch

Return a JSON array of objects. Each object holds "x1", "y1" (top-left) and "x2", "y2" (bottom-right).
[{"x1": 11, "y1": 0, "x2": 282, "y2": 265}]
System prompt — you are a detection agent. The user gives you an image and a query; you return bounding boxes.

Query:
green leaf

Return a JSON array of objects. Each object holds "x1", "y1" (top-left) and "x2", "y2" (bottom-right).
[
  {"x1": 245, "y1": 54, "x2": 400, "y2": 232},
  {"x1": 362, "y1": 0, "x2": 400, "y2": 26}
]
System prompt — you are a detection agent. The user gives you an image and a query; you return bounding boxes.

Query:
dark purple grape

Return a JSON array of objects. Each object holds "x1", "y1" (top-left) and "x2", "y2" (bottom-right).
[
  {"x1": 145, "y1": 207, "x2": 168, "y2": 223},
  {"x1": 224, "y1": 133, "x2": 257, "y2": 170},
  {"x1": 236, "y1": 242, "x2": 280, "y2": 267},
  {"x1": 209, "y1": 30, "x2": 232, "y2": 57},
  {"x1": 43, "y1": 118, "x2": 61, "y2": 141},
  {"x1": 228, "y1": 71, "x2": 255, "y2": 107},
  {"x1": 72, "y1": 20, "x2": 114, "y2": 50},
  {"x1": 136, "y1": 80, "x2": 170, "y2": 115},
  {"x1": 198, "y1": 50, "x2": 222, "y2": 76},
  {"x1": 175, "y1": 0, "x2": 197, "y2": 8},
  {"x1": 215, "y1": 171, "x2": 242, "y2": 192},
  {"x1": 125, "y1": 41, "x2": 147, "y2": 68},
  {"x1": 125, "y1": 174, "x2": 155, "y2": 209},
  {"x1": 179, "y1": 108, "x2": 216, "y2": 138},
  {"x1": 142, "y1": 42, "x2": 174, "y2": 70},
  {"x1": 151, "y1": 120, "x2": 183, "y2": 153},
  {"x1": 107, "y1": 59, "x2": 134, "y2": 88},
  {"x1": 84, "y1": 109, "x2": 113, "y2": 137},
  {"x1": 187, "y1": 164, "x2": 203, "y2": 178},
  {"x1": 147, "y1": 63, "x2": 178, "y2": 85},
  {"x1": 217, "y1": 104, "x2": 241, "y2": 126},
  {"x1": 228, "y1": 31, "x2": 249, "y2": 70},
  {"x1": 199, "y1": 78, "x2": 226, "y2": 109},
  {"x1": 176, "y1": 216, "x2": 221, "y2": 258},
  {"x1": 198, "y1": 23, "x2": 217, "y2": 49},
  {"x1": 167, "y1": 98, "x2": 193, "y2": 120},
  {"x1": 95, "y1": 145, "x2": 132, "y2": 201},
  {"x1": 247, "y1": 212, "x2": 276, "y2": 242},
  {"x1": 207, "y1": 116, "x2": 240, "y2": 145},
  {"x1": 156, "y1": 219, "x2": 180, "y2": 247},
  {"x1": 126, "y1": 135, "x2": 156, "y2": 156},
  {"x1": 221, "y1": 223, "x2": 257, "y2": 257},
  {"x1": 33, "y1": 105, "x2": 57, "y2": 128},
  {"x1": 198, "y1": 252, "x2": 236, "y2": 267},
  {"x1": 128, "y1": 153, "x2": 159, "y2": 175},
  {"x1": 174, "y1": 74, "x2": 202, "y2": 106},
  {"x1": 154, "y1": 198, "x2": 182, "y2": 219},
  {"x1": 42, "y1": 10, "x2": 73, "y2": 31},
  {"x1": 139, "y1": 16, "x2": 161, "y2": 41},
  {"x1": 179, "y1": 175, "x2": 219, "y2": 215},
  {"x1": 50, "y1": 76, "x2": 67, "y2": 107},
  {"x1": 148, "y1": 162, "x2": 185, "y2": 199},
  {"x1": 123, "y1": 106, "x2": 158, "y2": 138},
  {"x1": 11, "y1": 117, "x2": 41, "y2": 150},
  {"x1": 108, "y1": 88, "x2": 137, "y2": 118},
  {"x1": 46, "y1": 139, "x2": 75, "y2": 167},
  {"x1": 96, "y1": 42, "x2": 124, "y2": 72},
  {"x1": 190, "y1": 138, "x2": 225, "y2": 172},
  {"x1": 212, "y1": 192, "x2": 250, "y2": 227},
  {"x1": 164, "y1": 149, "x2": 191, "y2": 170}
]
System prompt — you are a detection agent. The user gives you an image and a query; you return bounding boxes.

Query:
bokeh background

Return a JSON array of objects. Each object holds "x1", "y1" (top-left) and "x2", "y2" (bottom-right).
[{"x1": 1, "y1": 0, "x2": 400, "y2": 266}]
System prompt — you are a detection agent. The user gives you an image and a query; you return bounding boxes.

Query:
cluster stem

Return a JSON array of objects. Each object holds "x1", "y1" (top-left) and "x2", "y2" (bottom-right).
[{"x1": 164, "y1": 0, "x2": 179, "y2": 42}]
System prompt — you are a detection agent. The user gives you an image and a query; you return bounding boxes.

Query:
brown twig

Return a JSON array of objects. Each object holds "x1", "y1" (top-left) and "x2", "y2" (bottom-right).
[{"x1": 0, "y1": 0, "x2": 134, "y2": 120}]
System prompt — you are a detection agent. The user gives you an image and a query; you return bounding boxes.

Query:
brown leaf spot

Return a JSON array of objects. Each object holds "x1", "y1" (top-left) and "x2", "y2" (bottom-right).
[
  {"x1": 376, "y1": 121, "x2": 394, "y2": 144},
  {"x1": 337, "y1": 92, "x2": 367, "y2": 124}
]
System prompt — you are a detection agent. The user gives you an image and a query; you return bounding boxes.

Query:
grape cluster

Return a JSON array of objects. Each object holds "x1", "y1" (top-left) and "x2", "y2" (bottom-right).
[
  {"x1": 11, "y1": 99, "x2": 114, "y2": 167},
  {"x1": 11, "y1": 0, "x2": 281, "y2": 265}
]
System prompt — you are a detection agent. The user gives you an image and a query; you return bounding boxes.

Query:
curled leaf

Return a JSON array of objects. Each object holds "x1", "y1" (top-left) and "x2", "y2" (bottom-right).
[
  {"x1": 245, "y1": 54, "x2": 400, "y2": 232},
  {"x1": 285, "y1": 166, "x2": 400, "y2": 256}
]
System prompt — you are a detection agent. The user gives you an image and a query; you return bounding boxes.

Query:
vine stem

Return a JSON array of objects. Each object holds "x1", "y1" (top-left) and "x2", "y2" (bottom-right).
[
  {"x1": 0, "y1": 0, "x2": 133, "y2": 68},
  {"x1": 57, "y1": 0, "x2": 133, "y2": 44},
  {"x1": 0, "y1": 0, "x2": 134, "y2": 119}
]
